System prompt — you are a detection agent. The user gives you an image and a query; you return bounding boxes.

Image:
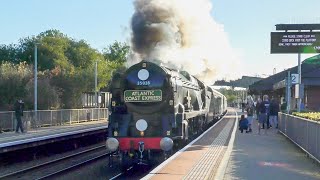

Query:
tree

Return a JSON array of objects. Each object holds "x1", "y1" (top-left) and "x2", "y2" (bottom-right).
[
  {"x1": 0, "y1": 30, "x2": 131, "y2": 109},
  {"x1": 0, "y1": 44, "x2": 19, "y2": 63},
  {"x1": 66, "y1": 40, "x2": 102, "y2": 69},
  {"x1": 103, "y1": 41, "x2": 129, "y2": 64}
]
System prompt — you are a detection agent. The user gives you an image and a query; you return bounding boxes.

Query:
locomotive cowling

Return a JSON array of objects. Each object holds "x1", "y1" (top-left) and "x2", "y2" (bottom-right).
[{"x1": 107, "y1": 61, "x2": 210, "y2": 167}]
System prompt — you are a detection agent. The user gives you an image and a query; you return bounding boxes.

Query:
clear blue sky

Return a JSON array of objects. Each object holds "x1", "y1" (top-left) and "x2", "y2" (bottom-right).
[{"x1": 1, "y1": 0, "x2": 320, "y2": 78}]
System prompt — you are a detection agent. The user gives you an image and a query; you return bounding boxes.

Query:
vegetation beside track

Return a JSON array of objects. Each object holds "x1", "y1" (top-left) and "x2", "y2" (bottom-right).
[{"x1": 292, "y1": 112, "x2": 320, "y2": 122}]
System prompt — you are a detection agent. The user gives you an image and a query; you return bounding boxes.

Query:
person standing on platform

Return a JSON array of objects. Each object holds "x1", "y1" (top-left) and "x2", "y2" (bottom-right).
[
  {"x1": 258, "y1": 95, "x2": 269, "y2": 135},
  {"x1": 246, "y1": 95, "x2": 254, "y2": 133},
  {"x1": 255, "y1": 98, "x2": 261, "y2": 121},
  {"x1": 14, "y1": 99, "x2": 24, "y2": 133},
  {"x1": 269, "y1": 98, "x2": 280, "y2": 129},
  {"x1": 241, "y1": 102, "x2": 245, "y2": 112}
]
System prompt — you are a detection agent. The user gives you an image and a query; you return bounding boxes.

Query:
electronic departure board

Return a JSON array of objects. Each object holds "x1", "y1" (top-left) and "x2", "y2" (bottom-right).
[{"x1": 271, "y1": 32, "x2": 320, "y2": 53}]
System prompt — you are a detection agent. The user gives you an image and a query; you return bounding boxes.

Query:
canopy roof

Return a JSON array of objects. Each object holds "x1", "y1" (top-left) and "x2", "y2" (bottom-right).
[{"x1": 249, "y1": 54, "x2": 320, "y2": 93}]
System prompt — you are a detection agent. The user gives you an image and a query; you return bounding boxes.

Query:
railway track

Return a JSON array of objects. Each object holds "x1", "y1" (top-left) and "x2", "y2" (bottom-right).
[{"x1": 0, "y1": 144, "x2": 110, "y2": 180}]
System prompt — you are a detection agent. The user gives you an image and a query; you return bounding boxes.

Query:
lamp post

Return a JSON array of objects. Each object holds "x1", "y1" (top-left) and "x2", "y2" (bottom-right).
[
  {"x1": 34, "y1": 43, "x2": 40, "y2": 125},
  {"x1": 297, "y1": 53, "x2": 302, "y2": 112},
  {"x1": 95, "y1": 61, "x2": 98, "y2": 108}
]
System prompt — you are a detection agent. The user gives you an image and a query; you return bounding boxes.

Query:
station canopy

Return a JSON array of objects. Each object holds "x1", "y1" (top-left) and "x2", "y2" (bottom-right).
[{"x1": 249, "y1": 54, "x2": 320, "y2": 93}]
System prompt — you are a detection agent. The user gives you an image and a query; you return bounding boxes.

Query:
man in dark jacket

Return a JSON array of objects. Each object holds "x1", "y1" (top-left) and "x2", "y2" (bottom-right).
[
  {"x1": 255, "y1": 98, "x2": 261, "y2": 121},
  {"x1": 269, "y1": 98, "x2": 280, "y2": 128},
  {"x1": 259, "y1": 95, "x2": 269, "y2": 134},
  {"x1": 14, "y1": 99, "x2": 24, "y2": 133}
]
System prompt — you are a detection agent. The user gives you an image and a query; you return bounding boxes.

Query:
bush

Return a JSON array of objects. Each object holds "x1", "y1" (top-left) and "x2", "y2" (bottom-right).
[
  {"x1": 0, "y1": 62, "x2": 32, "y2": 110},
  {"x1": 0, "y1": 62, "x2": 61, "y2": 110},
  {"x1": 292, "y1": 112, "x2": 320, "y2": 122}
]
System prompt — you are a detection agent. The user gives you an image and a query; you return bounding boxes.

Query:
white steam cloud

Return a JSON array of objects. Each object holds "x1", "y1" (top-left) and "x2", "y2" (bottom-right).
[{"x1": 128, "y1": 0, "x2": 242, "y2": 83}]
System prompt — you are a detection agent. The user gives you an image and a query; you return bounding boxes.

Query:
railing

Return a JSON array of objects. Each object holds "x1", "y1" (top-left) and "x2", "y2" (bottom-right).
[
  {"x1": 278, "y1": 112, "x2": 320, "y2": 163},
  {"x1": 0, "y1": 108, "x2": 108, "y2": 132}
]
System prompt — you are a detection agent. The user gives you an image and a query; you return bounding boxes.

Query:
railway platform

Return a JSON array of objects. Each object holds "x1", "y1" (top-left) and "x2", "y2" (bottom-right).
[
  {"x1": 143, "y1": 108, "x2": 320, "y2": 180},
  {"x1": 0, "y1": 120, "x2": 108, "y2": 153}
]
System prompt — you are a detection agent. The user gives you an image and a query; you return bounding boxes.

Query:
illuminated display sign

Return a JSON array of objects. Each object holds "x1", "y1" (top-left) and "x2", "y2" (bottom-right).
[
  {"x1": 124, "y1": 90, "x2": 162, "y2": 102},
  {"x1": 271, "y1": 32, "x2": 320, "y2": 53}
]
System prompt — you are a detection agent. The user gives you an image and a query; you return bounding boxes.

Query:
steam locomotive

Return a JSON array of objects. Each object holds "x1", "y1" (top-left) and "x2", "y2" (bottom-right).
[{"x1": 106, "y1": 61, "x2": 227, "y2": 169}]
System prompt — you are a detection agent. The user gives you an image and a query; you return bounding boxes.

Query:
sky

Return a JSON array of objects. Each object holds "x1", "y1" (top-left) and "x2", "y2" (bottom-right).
[{"x1": 1, "y1": 0, "x2": 320, "y2": 80}]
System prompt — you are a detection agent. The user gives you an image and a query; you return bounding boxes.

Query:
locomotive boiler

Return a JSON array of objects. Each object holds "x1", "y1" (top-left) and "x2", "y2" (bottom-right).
[{"x1": 106, "y1": 61, "x2": 226, "y2": 169}]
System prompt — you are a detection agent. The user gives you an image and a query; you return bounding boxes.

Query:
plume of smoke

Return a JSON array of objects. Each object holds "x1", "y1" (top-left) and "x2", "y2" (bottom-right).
[{"x1": 128, "y1": 0, "x2": 242, "y2": 83}]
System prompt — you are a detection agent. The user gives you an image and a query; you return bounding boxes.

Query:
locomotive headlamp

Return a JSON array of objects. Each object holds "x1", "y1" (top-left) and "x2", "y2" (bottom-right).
[
  {"x1": 140, "y1": 131, "x2": 145, "y2": 136},
  {"x1": 137, "y1": 69, "x2": 149, "y2": 81},
  {"x1": 160, "y1": 137, "x2": 173, "y2": 152},
  {"x1": 112, "y1": 101, "x2": 116, "y2": 106},
  {"x1": 169, "y1": 100, "x2": 173, "y2": 106},
  {"x1": 106, "y1": 138, "x2": 119, "y2": 151},
  {"x1": 136, "y1": 119, "x2": 148, "y2": 131}
]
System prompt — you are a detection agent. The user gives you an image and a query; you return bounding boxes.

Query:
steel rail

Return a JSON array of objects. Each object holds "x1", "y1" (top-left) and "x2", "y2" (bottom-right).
[
  {"x1": 37, "y1": 151, "x2": 110, "y2": 180},
  {"x1": 0, "y1": 144, "x2": 109, "y2": 179}
]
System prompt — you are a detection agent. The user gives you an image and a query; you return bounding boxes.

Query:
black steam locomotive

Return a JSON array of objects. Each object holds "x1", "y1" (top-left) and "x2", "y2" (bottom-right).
[{"x1": 106, "y1": 61, "x2": 227, "y2": 169}]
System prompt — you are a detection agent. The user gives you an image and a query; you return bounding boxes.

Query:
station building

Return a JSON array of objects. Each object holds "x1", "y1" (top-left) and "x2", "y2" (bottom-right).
[{"x1": 249, "y1": 54, "x2": 320, "y2": 111}]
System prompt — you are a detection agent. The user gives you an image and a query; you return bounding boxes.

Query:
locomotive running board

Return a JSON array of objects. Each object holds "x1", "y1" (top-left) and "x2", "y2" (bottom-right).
[{"x1": 184, "y1": 110, "x2": 207, "y2": 119}]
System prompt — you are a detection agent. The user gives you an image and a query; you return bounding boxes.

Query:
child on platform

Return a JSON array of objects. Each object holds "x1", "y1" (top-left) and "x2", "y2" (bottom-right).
[{"x1": 239, "y1": 115, "x2": 249, "y2": 133}]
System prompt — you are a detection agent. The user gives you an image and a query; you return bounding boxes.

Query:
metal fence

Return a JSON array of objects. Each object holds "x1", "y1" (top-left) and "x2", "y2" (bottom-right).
[
  {"x1": 0, "y1": 108, "x2": 108, "y2": 132},
  {"x1": 278, "y1": 112, "x2": 320, "y2": 163}
]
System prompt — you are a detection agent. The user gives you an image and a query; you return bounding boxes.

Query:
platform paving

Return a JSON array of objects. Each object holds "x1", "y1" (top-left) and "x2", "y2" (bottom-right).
[
  {"x1": 0, "y1": 120, "x2": 108, "y2": 148},
  {"x1": 223, "y1": 116, "x2": 320, "y2": 180},
  {"x1": 143, "y1": 109, "x2": 237, "y2": 180}
]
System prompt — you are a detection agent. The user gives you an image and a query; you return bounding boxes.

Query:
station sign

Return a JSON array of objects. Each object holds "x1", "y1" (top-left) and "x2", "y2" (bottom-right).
[
  {"x1": 291, "y1": 74, "x2": 299, "y2": 84},
  {"x1": 124, "y1": 90, "x2": 162, "y2": 102},
  {"x1": 271, "y1": 32, "x2": 320, "y2": 53}
]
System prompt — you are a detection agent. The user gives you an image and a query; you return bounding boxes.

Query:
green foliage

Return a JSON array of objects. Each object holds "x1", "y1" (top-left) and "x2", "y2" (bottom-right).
[
  {"x1": 0, "y1": 62, "x2": 61, "y2": 110},
  {"x1": 66, "y1": 40, "x2": 102, "y2": 69},
  {"x1": 0, "y1": 44, "x2": 19, "y2": 63},
  {"x1": 102, "y1": 41, "x2": 130, "y2": 91},
  {"x1": 0, "y1": 62, "x2": 32, "y2": 109},
  {"x1": 0, "y1": 30, "x2": 131, "y2": 109},
  {"x1": 103, "y1": 41, "x2": 129, "y2": 64},
  {"x1": 227, "y1": 94, "x2": 237, "y2": 103},
  {"x1": 25, "y1": 71, "x2": 61, "y2": 110},
  {"x1": 219, "y1": 88, "x2": 238, "y2": 102}
]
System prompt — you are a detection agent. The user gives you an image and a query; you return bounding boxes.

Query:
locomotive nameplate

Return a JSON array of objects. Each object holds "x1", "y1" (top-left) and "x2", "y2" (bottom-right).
[{"x1": 124, "y1": 90, "x2": 162, "y2": 102}]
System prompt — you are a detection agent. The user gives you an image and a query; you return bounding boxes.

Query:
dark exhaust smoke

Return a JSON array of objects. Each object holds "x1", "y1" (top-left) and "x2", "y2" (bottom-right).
[{"x1": 128, "y1": 0, "x2": 241, "y2": 83}]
